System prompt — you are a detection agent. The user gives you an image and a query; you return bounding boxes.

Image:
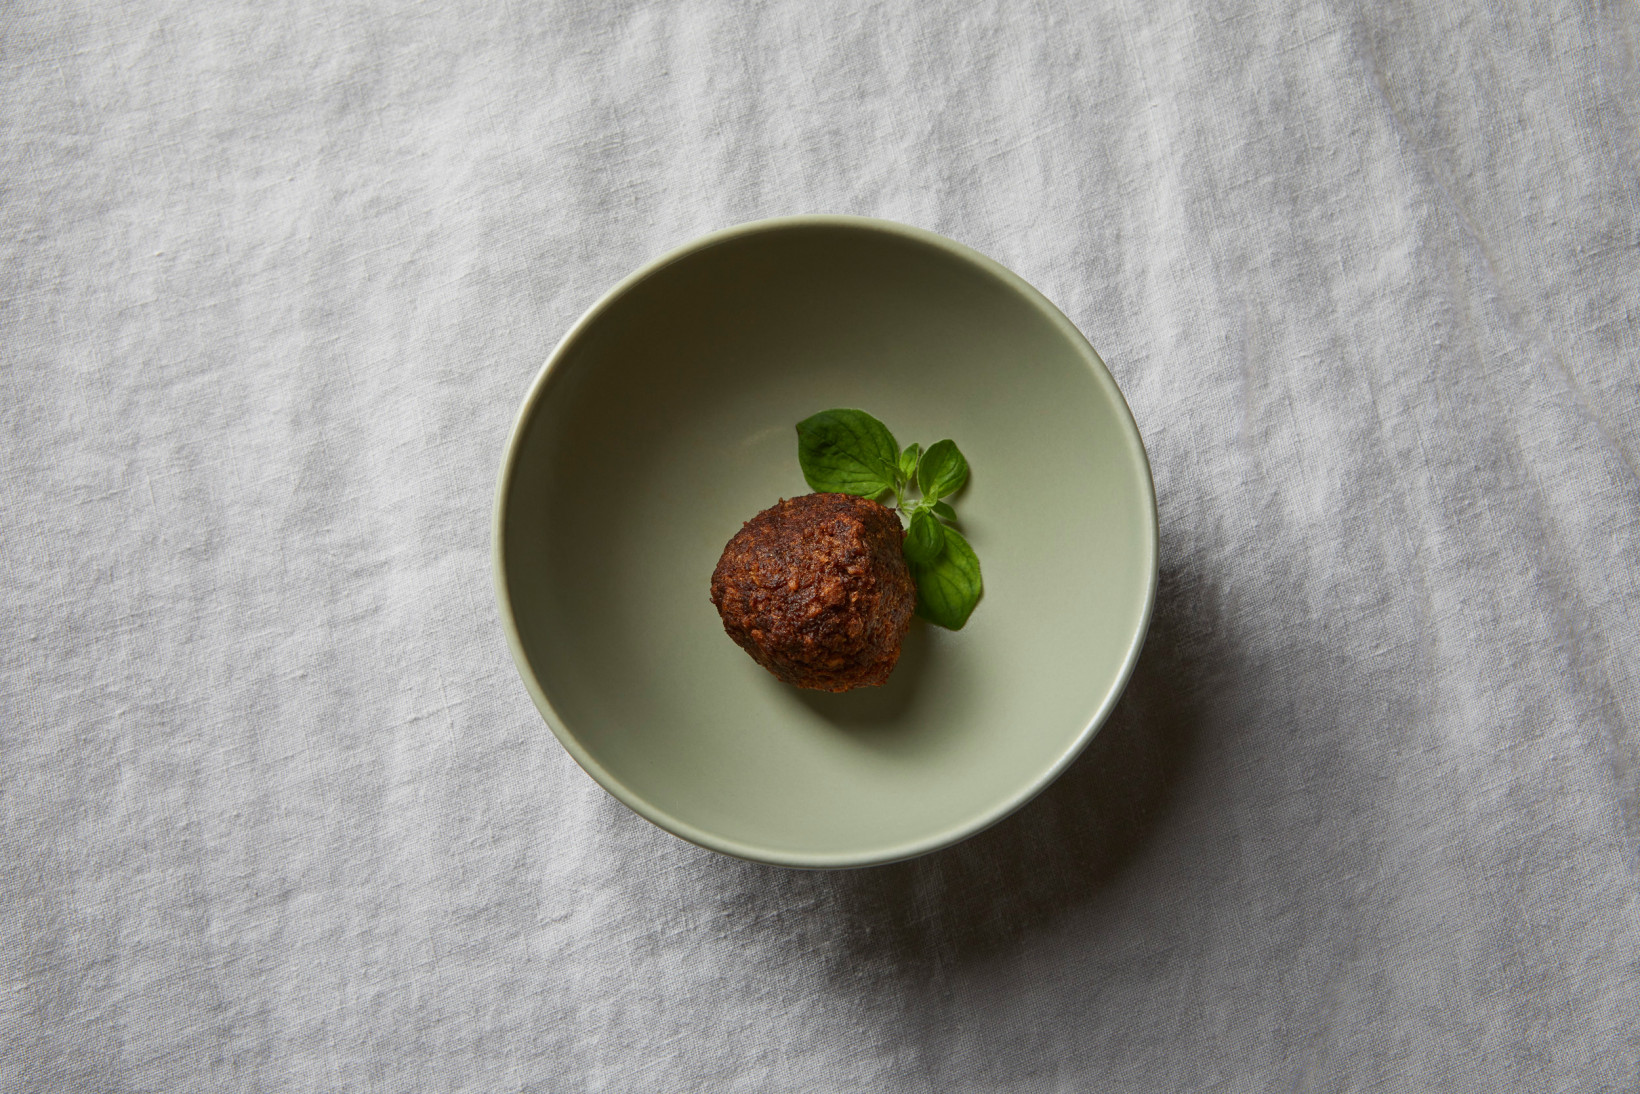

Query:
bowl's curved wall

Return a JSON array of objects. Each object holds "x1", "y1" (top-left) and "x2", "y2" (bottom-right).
[{"x1": 496, "y1": 218, "x2": 1157, "y2": 867}]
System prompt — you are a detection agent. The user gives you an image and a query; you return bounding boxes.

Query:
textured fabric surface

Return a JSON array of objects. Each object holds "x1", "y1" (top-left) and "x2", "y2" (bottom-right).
[{"x1": 4, "y1": 1, "x2": 1639, "y2": 1090}]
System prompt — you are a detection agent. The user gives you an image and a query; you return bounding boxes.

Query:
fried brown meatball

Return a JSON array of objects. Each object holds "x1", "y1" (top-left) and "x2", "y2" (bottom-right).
[{"x1": 710, "y1": 493, "x2": 916, "y2": 692}]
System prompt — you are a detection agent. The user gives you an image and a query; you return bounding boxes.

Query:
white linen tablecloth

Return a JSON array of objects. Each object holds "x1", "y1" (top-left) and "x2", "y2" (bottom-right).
[{"x1": 4, "y1": 1, "x2": 1638, "y2": 1089}]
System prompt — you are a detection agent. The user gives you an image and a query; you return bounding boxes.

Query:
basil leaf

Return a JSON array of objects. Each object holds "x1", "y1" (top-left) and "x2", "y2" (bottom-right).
[
  {"x1": 898, "y1": 442, "x2": 922, "y2": 486},
  {"x1": 796, "y1": 409, "x2": 900, "y2": 497},
  {"x1": 903, "y1": 507, "x2": 945, "y2": 565},
  {"x1": 932, "y1": 500, "x2": 957, "y2": 523},
  {"x1": 917, "y1": 439, "x2": 969, "y2": 501},
  {"x1": 910, "y1": 525, "x2": 982, "y2": 630}
]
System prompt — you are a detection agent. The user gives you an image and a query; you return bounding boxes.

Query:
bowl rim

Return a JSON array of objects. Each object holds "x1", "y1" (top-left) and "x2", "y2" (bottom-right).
[{"x1": 492, "y1": 214, "x2": 1159, "y2": 869}]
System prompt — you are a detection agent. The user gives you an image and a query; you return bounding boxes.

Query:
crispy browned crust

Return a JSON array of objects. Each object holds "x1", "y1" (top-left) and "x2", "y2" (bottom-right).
[{"x1": 710, "y1": 493, "x2": 915, "y2": 692}]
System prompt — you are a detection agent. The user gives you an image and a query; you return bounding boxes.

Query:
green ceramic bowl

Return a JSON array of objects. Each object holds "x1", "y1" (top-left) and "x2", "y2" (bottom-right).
[{"x1": 494, "y1": 216, "x2": 1157, "y2": 868}]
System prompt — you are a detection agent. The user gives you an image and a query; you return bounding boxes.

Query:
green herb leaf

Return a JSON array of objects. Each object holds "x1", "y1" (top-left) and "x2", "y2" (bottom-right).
[
  {"x1": 910, "y1": 525, "x2": 982, "y2": 630},
  {"x1": 796, "y1": 409, "x2": 900, "y2": 498},
  {"x1": 898, "y1": 443, "x2": 922, "y2": 486},
  {"x1": 917, "y1": 439, "x2": 969, "y2": 501},
  {"x1": 793, "y1": 409, "x2": 981, "y2": 630},
  {"x1": 903, "y1": 507, "x2": 945, "y2": 565}
]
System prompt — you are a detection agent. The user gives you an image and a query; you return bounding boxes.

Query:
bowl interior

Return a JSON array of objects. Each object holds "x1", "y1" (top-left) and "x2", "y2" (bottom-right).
[{"x1": 497, "y1": 218, "x2": 1156, "y2": 867}]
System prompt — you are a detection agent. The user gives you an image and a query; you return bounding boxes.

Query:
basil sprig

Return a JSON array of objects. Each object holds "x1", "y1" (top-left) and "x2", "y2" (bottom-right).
[{"x1": 795, "y1": 408, "x2": 983, "y2": 630}]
